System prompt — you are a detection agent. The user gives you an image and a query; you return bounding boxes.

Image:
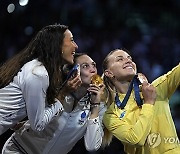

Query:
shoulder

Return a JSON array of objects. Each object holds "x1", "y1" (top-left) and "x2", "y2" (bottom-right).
[
  {"x1": 104, "y1": 102, "x2": 117, "y2": 117},
  {"x1": 22, "y1": 59, "x2": 48, "y2": 78}
]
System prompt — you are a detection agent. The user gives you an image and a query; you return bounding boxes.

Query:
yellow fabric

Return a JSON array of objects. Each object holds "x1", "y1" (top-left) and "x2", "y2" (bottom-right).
[{"x1": 103, "y1": 64, "x2": 180, "y2": 154}]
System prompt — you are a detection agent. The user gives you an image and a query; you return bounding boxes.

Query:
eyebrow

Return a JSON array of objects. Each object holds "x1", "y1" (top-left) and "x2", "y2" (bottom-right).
[
  {"x1": 115, "y1": 55, "x2": 132, "y2": 59},
  {"x1": 80, "y1": 61, "x2": 96, "y2": 66},
  {"x1": 80, "y1": 62, "x2": 88, "y2": 66},
  {"x1": 92, "y1": 61, "x2": 96, "y2": 65},
  {"x1": 115, "y1": 56, "x2": 123, "y2": 59}
]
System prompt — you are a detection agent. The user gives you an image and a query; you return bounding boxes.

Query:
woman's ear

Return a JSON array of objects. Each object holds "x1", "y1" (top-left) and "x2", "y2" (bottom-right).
[{"x1": 104, "y1": 70, "x2": 114, "y2": 78}]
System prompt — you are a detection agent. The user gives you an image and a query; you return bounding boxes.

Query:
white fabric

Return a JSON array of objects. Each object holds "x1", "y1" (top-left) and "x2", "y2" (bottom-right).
[
  {"x1": 2, "y1": 94, "x2": 106, "y2": 154},
  {"x1": 0, "y1": 59, "x2": 63, "y2": 135}
]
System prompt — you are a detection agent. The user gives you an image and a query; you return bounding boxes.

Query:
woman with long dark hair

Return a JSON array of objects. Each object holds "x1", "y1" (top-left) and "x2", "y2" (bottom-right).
[
  {"x1": 2, "y1": 53, "x2": 106, "y2": 154},
  {"x1": 0, "y1": 24, "x2": 80, "y2": 135}
]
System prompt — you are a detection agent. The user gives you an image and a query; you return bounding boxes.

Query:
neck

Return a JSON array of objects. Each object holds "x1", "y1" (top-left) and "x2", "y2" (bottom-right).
[{"x1": 114, "y1": 80, "x2": 130, "y2": 94}]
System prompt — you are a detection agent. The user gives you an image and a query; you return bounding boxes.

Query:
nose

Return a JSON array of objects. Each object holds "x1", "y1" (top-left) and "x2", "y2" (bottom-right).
[
  {"x1": 125, "y1": 57, "x2": 132, "y2": 63},
  {"x1": 90, "y1": 65, "x2": 97, "y2": 73},
  {"x1": 74, "y1": 42, "x2": 78, "y2": 49}
]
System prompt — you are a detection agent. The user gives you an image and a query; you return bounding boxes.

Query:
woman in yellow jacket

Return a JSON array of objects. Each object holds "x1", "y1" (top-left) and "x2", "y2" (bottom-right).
[{"x1": 102, "y1": 49, "x2": 180, "y2": 154}]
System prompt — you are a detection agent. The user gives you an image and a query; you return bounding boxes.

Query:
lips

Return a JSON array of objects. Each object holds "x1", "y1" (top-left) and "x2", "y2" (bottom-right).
[{"x1": 123, "y1": 65, "x2": 133, "y2": 69}]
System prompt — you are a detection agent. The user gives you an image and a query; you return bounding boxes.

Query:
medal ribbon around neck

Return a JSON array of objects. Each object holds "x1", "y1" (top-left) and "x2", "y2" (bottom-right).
[{"x1": 115, "y1": 74, "x2": 143, "y2": 109}]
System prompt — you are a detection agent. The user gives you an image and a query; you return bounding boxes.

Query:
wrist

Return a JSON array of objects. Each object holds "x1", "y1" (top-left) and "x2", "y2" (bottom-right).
[{"x1": 90, "y1": 103, "x2": 100, "y2": 108}]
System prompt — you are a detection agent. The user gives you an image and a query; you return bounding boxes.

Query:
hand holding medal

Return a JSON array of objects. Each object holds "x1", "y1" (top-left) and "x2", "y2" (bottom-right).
[
  {"x1": 138, "y1": 73, "x2": 156, "y2": 106},
  {"x1": 137, "y1": 73, "x2": 148, "y2": 84},
  {"x1": 88, "y1": 74, "x2": 104, "y2": 108}
]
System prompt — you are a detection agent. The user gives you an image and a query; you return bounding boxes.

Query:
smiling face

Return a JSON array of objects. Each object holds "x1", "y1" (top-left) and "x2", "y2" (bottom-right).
[
  {"x1": 62, "y1": 29, "x2": 78, "y2": 64},
  {"x1": 75, "y1": 55, "x2": 97, "y2": 85},
  {"x1": 105, "y1": 50, "x2": 137, "y2": 81}
]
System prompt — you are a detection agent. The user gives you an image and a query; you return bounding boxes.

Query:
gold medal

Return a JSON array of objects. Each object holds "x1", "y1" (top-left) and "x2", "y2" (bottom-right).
[
  {"x1": 137, "y1": 73, "x2": 148, "y2": 84},
  {"x1": 91, "y1": 74, "x2": 103, "y2": 86}
]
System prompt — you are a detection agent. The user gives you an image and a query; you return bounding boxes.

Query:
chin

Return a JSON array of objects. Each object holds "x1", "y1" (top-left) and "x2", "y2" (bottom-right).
[
  {"x1": 126, "y1": 74, "x2": 135, "y2": 81},
  {"x1": 66, "y1": 59, "x2": 73, "y2": 64},
  {"x1": 131, "y1": 73, "x2": 136, "y2": 77},
  {"x1": 69, "y1": 60, "x2": 74, "y2": 64}
]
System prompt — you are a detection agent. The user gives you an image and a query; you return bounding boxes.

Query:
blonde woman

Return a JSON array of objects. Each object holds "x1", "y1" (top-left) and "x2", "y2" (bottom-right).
[{"x1": 102, "y1": 49, "x2": 180, "y2": 154}]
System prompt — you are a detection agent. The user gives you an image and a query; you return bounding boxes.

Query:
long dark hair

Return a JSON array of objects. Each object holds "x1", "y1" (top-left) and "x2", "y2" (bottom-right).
[{"x1": 0, "y1": 24, "x2": 68, "y2": 105}]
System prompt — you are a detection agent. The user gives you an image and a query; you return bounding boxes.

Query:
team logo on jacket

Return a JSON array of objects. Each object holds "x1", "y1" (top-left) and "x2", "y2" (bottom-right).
[
  {"x1": 147, "y1": 133, "x2": 161, "y2": 148},
  {"x1": 79, "y1": 111, "x2": 86, "y2": 125},
  {"x1": 119, "y1": 111, "x2": 126, "y2": 119}
]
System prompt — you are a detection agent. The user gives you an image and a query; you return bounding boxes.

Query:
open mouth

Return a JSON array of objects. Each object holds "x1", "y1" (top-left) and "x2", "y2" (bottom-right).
[
  {"x1": 72, "y1": 51, "x2": 75, "y2": 56},
  {"x1": 123, "y1": 65, "x2": 133, "y2": 69},
  {"x1": 126, "y1": 66, "x2": 133, "y2": 69}
]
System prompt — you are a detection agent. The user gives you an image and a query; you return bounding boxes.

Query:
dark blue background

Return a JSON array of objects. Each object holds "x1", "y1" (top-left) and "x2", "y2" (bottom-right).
[{"x1": 0, "y1": 0, "x2": 180, "y2": 153}]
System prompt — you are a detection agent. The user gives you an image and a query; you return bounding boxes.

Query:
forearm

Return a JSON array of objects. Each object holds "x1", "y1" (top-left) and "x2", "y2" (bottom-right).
[
  {"x1": 84, "y1": 117, "x2": 103, "y2": 151},
  {"x1": 28, "y1": 99, "x2": 63, "y2": 131},
  {"x1": 89, "y1": 105, "x2": 100, "y2": 119},
  {"x1": 116, "y1": 104, "x2": 154, "y2": 145},
  {"x1": 152, "y1": 63, "x2": 180, "y2": 99},
  {"x1": 23, "y1": 75, "x2": 64, "y2": 132},
  {"x1": 104, "y1": 104, "x2": 154, "y2": 146}
]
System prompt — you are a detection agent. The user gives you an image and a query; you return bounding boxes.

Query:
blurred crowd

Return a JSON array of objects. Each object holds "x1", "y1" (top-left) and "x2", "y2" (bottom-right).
[{"x1": 0, "y1": 0, "x2": 180, "y2": 153}]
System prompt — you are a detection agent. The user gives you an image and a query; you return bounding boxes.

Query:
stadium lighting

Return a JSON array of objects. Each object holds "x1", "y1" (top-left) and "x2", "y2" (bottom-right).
[
  {"x1": 7, "y1": 3, "x2": 15, "y2": 13},
  {"x1": 19, "y1": 0, "x2": 29, "y2": 6}
]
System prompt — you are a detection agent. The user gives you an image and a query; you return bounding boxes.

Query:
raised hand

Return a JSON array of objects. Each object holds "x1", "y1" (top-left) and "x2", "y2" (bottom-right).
[
  {"x1": 142, "y1": 82, "x2": 157, "y2": 105},
  {"x1": 57, "y1": 74, "x2": 82, "y2": 102},
  {"x1": 87, "y1": 83, "x2": 105, "y2": 105}
]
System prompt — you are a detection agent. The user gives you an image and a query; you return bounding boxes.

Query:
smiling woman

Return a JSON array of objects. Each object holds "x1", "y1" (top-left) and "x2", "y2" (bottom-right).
[
  {"x1": 102, "y1": 49, "x2": 180, "y2": 154},
  {"x1": 0, "y1": 23, "x2": 79, "y2": 136},
  {"x1": 1, "y1": 53, "x2": 106, "y2": 154},
  {"x1": 62, "y1": 29, "x2": 78, "y2": 64},
  {"x1": 103, "y1": 49, "x2": 137, "y2": 82}
]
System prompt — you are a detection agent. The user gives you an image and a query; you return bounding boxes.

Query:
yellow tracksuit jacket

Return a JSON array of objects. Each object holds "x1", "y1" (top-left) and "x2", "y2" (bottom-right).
[{"x1": 103, "y1": 64, "x2": 180, "y2": 154}]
